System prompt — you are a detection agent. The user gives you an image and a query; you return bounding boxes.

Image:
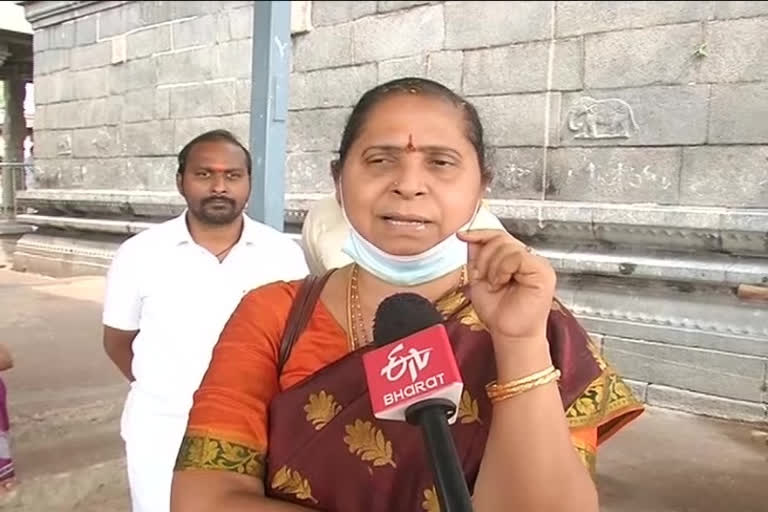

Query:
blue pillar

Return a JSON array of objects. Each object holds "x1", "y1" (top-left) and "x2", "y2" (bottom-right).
[{"x1": 248, "y1": 1, "x2": 291, "y2": 231}]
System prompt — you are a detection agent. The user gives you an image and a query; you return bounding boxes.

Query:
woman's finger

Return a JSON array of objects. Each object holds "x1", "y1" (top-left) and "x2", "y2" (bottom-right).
[
  {"x1": 468, "y1": 233, "x2": 507, "y2": 282},
  {"x1": 504, "y1": 252, "x2": 558, "y2": 293},
  {"x1": 487, "y1": 246, "x2": 524, "y2": 290},
  {"x1": 461, "y1": 230, "x2": 503, "y2": 270},
  {"x1": 457, "y1": 229, "x2": 510, "y2": 244}
]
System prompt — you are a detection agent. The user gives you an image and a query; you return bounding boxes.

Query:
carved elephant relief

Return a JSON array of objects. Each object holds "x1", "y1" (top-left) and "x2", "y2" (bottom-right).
[{"x1": 567, "y1": 96, "x2": 639, "y2": 139}]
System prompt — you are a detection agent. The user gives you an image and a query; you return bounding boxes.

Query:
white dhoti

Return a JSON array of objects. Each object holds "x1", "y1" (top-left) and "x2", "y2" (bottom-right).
[{"x1": 121, "y1": 387, "x2": 190, "y2": 512}]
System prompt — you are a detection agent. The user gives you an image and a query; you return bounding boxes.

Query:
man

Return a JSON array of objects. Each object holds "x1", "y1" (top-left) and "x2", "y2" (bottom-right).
[{"x1": 102, "y1": 130, "x2": 309, "y2": 512}]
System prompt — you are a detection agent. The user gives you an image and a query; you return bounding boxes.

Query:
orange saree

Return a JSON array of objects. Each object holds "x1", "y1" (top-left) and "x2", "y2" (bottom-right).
[{"x1": 176, "y1": 277, "x2": 643, "y2": 510}]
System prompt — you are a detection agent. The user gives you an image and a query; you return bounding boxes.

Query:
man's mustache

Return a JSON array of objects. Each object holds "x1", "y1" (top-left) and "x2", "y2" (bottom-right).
[{"x1": 202, "y1": 197, "x2": 236, "y2": 208}]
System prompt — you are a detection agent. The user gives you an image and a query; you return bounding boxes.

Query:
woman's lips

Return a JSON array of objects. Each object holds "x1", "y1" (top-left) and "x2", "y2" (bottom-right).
[{"x1": 380, "y1": 215, "x2": 431, "y2": 230}]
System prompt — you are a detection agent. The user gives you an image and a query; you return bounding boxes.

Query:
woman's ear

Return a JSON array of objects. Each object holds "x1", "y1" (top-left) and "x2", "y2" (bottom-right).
[{"x1": 331, "y1": 159, "x2": 342, "y2": 205}]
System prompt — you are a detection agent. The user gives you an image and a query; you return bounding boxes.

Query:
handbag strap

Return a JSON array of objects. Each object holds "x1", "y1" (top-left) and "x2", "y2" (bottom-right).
[{"x1": 277, "y1": 271, "x2": 334, "y2": 374}]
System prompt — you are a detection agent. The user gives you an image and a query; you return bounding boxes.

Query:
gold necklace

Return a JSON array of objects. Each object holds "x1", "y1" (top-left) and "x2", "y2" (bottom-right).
[
  {"x1": 346, "y1": 264, "x2": 368, "y2": 350},
  {"x1": 345, "y1": 264, "x2": 469, "y2": 352}
]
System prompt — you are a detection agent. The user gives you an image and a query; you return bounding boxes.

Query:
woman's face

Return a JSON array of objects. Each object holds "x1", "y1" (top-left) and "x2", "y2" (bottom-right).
[{"x1": 337, "y1": 93, "x2": 485, "y2": 256}]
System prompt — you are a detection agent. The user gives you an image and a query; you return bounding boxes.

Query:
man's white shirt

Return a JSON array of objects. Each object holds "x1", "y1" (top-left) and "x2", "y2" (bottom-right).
[{"x1": 102, "y1": 212, "x2": 309, "y2": 442}]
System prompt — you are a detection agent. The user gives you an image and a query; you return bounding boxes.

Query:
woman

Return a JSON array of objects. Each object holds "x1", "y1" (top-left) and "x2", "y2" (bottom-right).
[
  {"x1": 0, "y1": 343, "x2": 15, "y2": 494},
  {"x1": 171, "y1": 78, "x2": 643, "y2": 512}
]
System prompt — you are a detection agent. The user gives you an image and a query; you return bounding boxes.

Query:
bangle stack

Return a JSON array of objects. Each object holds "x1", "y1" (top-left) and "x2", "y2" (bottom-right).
[{"x1": 485, "y1": 365, "x2": 561, "y2": 404}]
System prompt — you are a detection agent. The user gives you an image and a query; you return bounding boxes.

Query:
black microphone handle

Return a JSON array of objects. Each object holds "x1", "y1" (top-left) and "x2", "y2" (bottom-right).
[{"x1": 406, "y1": 398, "x2": 474, "y2": 512}]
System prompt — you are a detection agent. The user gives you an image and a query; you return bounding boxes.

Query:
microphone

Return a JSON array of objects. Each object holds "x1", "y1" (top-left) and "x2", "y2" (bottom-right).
[{"x1": 362, "y1": 293, "x2": 474, "y2": 512}]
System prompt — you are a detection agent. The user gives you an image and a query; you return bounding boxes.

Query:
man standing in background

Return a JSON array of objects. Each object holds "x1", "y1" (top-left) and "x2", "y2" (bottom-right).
[{"x1": 102, "y1": 130, "x2": 308, "y2": 512}]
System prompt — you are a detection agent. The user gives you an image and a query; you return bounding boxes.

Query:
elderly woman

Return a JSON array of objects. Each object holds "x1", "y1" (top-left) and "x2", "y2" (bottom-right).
[{"x1": 171, "y1": 77, "x2": 643, "y2": 512}]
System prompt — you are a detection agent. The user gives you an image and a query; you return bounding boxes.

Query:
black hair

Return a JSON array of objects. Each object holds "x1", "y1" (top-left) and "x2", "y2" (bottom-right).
[
  {"x1": 331, "y1": 77, "x2": 490, "y2": 183},
  {"x1": 177, "y1": 129, "x2": 252, "y2": 175}
]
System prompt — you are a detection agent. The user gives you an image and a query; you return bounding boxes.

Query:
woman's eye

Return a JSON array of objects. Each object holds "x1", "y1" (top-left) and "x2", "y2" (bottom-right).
[{"x1": 431, "y1": 158, "x2": 454, "y2": 167}]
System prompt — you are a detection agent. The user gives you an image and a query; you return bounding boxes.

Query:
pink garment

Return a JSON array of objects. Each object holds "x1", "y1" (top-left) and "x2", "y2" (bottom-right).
[{"x1": 0, "y1": 377, "x2": 14, "y2": 483}]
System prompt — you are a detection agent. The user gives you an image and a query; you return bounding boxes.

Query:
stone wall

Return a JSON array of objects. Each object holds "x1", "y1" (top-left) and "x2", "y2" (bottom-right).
[
  {"x1": 20, "y1": 0, "x2": 768, "y2": 422},
  {"x1": 27, "y1": 1, "x2": 768, "y2": 204},
  {"x1": 29, "y1": 1, "x2": 254, "y2": 190},
  {"x1": 288, "y1": 0, "x2": 768, "y2": 205}
]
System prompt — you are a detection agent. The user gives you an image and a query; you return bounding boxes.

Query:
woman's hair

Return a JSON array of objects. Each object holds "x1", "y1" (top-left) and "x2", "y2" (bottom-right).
[{"x1": 331, "y1": 77, "x2": 490, "y2": 183}]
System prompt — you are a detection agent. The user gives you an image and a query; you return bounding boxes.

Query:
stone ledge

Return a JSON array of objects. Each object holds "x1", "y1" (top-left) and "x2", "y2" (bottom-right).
[
  {"x1": 16, "y1": 213, "x2": 155, "y2": 235},
  {"x1": 0, "y1": 221, "x2": 34, "y2": 236},
  {"x1": 560, "y1": 275, "x2": 768, "y2": 357},
  {"x1": 490, "y1": 199, "x2": 768, "y2": 256},
  {"x1": 645, "y1": 384, "x2": 767, "y2": 423},
  {"x1": 12, "y1": 233, "x2": 119, "y2": 275},
  {"x1": 0, "y1": 222, "x2": 35, "y2": 269},
  {"x1": 16, "y1": 189, "x2": 308, "y2": 223},
  {"x1": 21, "y1": 1, "x2": 127, "y2": 30},
  {"x1": 612, "y1": 378, "x2": 767, "y2": 423},
  {"x1": 539, "y1": 243, "x2": 768, "y2": 286},
  {"x1": 17, "y1": 189, "x2": 186, "y2": 219},
  {"x1": 601, "y1": 334, "x2": 766, "y2": 402}
]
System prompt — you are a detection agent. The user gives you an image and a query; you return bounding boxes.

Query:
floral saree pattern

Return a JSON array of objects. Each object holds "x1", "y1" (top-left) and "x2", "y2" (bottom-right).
[{"x1": 176, "y1": 280, "x2": 643, "y2": 510}]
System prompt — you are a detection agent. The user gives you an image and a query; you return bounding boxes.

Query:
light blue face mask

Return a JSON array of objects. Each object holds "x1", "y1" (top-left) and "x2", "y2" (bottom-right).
[{"x1": 339, "y1": 192, "x2": 479, "y2": 286}]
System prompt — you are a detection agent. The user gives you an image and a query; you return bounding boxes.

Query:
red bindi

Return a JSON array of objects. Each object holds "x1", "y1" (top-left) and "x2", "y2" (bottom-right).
[{"x1": 405, "y1": 134, "x2": 416, "y2": 152}]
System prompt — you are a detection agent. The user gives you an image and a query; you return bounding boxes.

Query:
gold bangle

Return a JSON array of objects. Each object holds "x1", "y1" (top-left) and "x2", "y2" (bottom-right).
[
  {"x1": 486, "y1": 367, "x2": 561, "y2": 404},
  {"x1": 488, "y1": 369, "x2": 561, "y2": 403},
  {"x1": 485, "y1": 365, "x2": 555, "y2": 395}
]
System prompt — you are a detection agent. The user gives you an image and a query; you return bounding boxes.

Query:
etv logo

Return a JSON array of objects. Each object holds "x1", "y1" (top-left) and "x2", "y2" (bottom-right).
[{"x1": 380, "y1": 343, "x2": 433, "y2": 383}]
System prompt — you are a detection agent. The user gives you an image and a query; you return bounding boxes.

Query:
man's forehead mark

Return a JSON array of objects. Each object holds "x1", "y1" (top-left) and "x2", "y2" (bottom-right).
[{"x1": 405, "y1": 134, "x2": 416, "y2": 152}]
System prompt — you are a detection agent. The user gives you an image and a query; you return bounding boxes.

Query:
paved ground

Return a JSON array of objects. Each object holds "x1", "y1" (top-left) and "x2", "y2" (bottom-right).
[
  {"x1": 598, "y1": 408, "x2": 767, "y2": 512},
  {"x1": 0, "y1": 270, "x2": 128, "y2": 511},
  {"x1": 0, "y1": 269, "x2": 766, "y2": 511}
]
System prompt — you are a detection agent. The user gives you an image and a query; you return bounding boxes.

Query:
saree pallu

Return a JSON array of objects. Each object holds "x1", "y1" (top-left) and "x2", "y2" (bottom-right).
[
  {"x1": 264, "y1": 293, "x2": 644, "y2": 511},
  {"x1": 0, "y1": 377, "x2": 14, "y2": 484}
]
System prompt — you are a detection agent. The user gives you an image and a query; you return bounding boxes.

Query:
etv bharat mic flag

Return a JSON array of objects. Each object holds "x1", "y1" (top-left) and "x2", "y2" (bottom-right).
[{"x1": 362, "y1": 324, "x2": 464, "y2": 424}]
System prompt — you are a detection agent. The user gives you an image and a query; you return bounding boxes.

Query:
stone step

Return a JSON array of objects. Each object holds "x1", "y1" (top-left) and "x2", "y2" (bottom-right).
[
  {"x1": 0, "y1": 457, "x2": 128, "y2": 512},
  {"x1": 9, "y1": 385, "x2": 126, "y2": 448},
  {"x1": 13, "y1": 411, "x2": 122, "y2": 480},
  {"x1": 2, "y1": 389, "x2": 130, "y2": 511}
]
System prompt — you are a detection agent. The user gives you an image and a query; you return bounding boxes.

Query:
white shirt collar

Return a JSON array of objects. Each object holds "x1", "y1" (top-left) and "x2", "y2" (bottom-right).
[{"x1": 170, "y1": 211, "x2": 259, "y2": 247}]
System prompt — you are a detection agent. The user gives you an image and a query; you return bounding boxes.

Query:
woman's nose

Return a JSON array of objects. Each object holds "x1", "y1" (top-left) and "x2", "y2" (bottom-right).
[{"x1": 392, "y1": 158, "x2": 427, "y2": 198}]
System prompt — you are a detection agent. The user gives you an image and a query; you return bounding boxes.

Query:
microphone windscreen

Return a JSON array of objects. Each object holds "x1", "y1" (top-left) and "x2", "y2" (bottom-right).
[{"x1": 373, "y1": 293, "x2": 443, "y2": 348}]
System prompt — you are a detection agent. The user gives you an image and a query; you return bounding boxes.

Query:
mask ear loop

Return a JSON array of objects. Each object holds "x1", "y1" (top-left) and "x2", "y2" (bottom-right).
[{"x1": 459, "y1": 200, "x2": 483, "y2": 234}]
